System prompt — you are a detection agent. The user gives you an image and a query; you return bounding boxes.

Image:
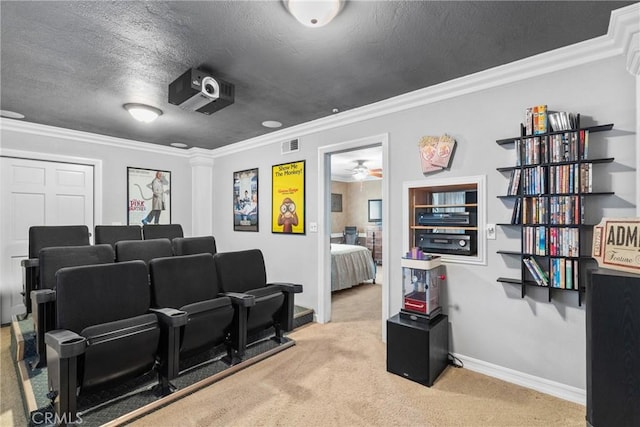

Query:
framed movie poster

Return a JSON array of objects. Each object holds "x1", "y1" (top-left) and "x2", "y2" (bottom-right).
[
  {"x1": 234, "y1": 168, "x2": 259, "y2": 232},
  {"x1": 127, "y1": 167, "x2": 171, "y2": 225},
  {"x1": 272, "y1": 160, "x2": 305, "y2": 234}
]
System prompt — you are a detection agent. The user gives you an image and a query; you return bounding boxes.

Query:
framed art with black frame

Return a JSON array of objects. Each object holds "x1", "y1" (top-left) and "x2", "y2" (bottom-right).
[
  {"x1": 127, "y1": 167, "x2": 171, "y2": 225},
  {"x1": 272, "y1": 160, "x2": 305, "y2": 234},
  {"x1": 234, "y1": 168, "x2": 259, "y2": 232}
]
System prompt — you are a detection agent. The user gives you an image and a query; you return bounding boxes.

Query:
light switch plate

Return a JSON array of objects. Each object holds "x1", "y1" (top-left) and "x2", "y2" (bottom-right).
[{"x1": 486, "y1": 223, "x2": 496, "y2": 240}]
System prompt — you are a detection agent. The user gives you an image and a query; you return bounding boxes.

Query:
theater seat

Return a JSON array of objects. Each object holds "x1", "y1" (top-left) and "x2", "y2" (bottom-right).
[
  {"x1": 115, "y1": 238, "x2": 173, "y2": 265},
  {"x1": 171, "y1": 236, "x2": 217, "y2": 256},
  {"x1": 45, "y1": 261, "x2": 186, "y2": 424},
  {"x1": 150, "y1": 254, "x2": 249, "y2": 365},
  {"x1": 30, "y1": 244, "x2": 114, "y2": 369},
  {"x1": 95, "y1": 225, "x2": 142, "y2": 248},
  {"x1": 20, "y1": 225, "x2": 90, "y2": 317},
  {"x1": 213, "y1": 249, "x2": 302, "y2": 348},
  {"x1": 142, "y1": 224, "x2": 184, "y2": 240}
]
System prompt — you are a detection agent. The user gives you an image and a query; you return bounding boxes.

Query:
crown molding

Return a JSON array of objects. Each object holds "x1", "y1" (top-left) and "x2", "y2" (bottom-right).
[
  {"x1": 188, "y1": 153, "x2": 215, "y2": 167},
  {"x1": 608, "y1": 3, "x2": 640, "y2": 76},
  {"x1": 211, "y1": 3, "x2": 639, "y2": 158},
  {"x1": 0, "y1": 118, "x2": 192, "y2": 157}
]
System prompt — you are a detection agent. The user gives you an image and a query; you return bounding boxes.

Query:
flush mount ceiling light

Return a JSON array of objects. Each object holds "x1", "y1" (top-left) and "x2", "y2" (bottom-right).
[
  {"x1": 123, "y1": 103, "x2": 163, "y2": 123},
  {"x1": 285, "y1": 0, "x2": 344, "y2": 28},
  {"x1": 170, "y1": 142, "x2": 188, "y2": 148},
  {"x1": 262, "y1": 120, "x2": 283, "y2": 128},
  {"x1": 0, "y1": 109, "x2": 25, "y2": 119}
]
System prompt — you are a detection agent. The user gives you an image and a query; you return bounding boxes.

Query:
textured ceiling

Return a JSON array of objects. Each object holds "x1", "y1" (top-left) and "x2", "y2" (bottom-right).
[{"x1": 0, "y1": 1, "x2": 633, "y2": 150}]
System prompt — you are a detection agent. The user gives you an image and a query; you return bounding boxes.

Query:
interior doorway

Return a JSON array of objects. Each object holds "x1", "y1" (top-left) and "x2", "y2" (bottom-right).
[{"x1": 316, "y1": 134, "x2": 390, "y2": 338}]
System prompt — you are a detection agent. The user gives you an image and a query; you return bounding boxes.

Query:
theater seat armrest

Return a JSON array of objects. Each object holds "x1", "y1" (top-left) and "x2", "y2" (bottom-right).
[
  {"x1": 21, "y1": 258, "x2": 39, "y2": 268},
  {"x1": 221, "y1": 292, "x2": 256, "y2": 307},
  {"x1": 150, "y1": 308, "x2": 188, "y2": 327},
  {"x1": 31, "y1": 289, "x2": 56, "y2": 304},
  {"x1": 267, "y1": 282, "x2": 303, "y2": 293},
  {"x1": 45, "y1": 329, "x2": 87, "y2": 359}
]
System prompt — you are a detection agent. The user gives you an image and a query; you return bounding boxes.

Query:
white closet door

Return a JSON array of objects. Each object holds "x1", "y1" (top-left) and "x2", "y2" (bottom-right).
[{"x1": 0, "y1": 157, "x2": 94, "y2": 324}]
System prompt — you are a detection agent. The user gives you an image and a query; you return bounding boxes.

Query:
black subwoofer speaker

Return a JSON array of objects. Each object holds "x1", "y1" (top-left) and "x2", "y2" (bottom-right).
[
  {"x1": 386, "y1": 313, "x2": 448, "y2": 387},
  {"x1": 586, "y1": 269, "x2": 640, "y2": 427}
]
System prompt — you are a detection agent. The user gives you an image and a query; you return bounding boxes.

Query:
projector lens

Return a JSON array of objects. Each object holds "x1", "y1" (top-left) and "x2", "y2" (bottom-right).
[{"x1": 201, "y1": 76, "x2": 219, "y2": 99}]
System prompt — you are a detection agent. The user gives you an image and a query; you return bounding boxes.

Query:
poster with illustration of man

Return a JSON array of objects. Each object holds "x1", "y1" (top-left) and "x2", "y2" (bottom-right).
[
  {"x1": 234, "y1": 168, "x2": 259, "y2": 232},
  {"x1": 127, "y1": 167, "x2": 171, "y2": 225},
  {"x1": 272, "y1": 160, "x2": 305, "y2": 234}
]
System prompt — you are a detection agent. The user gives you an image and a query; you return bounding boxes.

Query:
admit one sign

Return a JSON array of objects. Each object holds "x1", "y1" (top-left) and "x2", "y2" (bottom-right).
[{"x1": 592, "y1": 218, "x2": 640, "y2": 274}]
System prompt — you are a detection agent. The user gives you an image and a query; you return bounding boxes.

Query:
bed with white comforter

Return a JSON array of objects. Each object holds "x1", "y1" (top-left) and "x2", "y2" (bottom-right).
[{"x1": 331, "y1": 243, "x2": 376, "y2": 291}]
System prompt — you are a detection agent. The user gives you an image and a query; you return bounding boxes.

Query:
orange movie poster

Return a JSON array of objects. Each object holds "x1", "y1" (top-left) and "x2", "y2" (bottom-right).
[{"x1": 272, "y1": 160, "x2": 305, "y2": 234}]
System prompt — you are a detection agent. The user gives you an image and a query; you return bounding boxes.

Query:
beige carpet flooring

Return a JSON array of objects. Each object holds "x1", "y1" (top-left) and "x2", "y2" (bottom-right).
[
  {"x1": 0, "y1": 271, "x2": 586, "y2": 426},
  {"x1": 130, "y1": 280, "x2": 585, "y2": 427}
]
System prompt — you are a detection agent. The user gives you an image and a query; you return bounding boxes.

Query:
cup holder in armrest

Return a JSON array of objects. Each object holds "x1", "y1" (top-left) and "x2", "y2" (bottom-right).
[
  {"x1": 45, "y1": 330, "x2": 87, "y2": 358},
  {"x1": 150, "y1": 307, "x2": 189, "y2": 327}
]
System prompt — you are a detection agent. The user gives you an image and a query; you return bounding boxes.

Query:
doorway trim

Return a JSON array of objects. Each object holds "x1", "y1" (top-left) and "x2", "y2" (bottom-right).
[{"x1": 316, "y1": 133, "x2": 390, "y2": 332}]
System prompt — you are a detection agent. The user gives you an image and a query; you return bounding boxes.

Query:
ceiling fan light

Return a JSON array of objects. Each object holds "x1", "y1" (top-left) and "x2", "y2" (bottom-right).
[
  {"x1": 124, "y1": 103, "x2": 162, "y2": 123},
  {"x1": 353, "y1": 166, "x2": 368, "y2": 181},
  {"x1": 286, "y1": 0, "x2": 342, "y2": 28}
]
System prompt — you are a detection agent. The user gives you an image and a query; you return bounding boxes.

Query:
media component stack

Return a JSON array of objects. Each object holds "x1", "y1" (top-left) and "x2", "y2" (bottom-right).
[{"x1": 386, "y1": 250, "x2": 449, "y2": 387}]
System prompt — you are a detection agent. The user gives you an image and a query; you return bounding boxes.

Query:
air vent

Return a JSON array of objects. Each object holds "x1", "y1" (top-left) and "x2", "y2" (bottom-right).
[{"x1": 281, "y1": 138, "x2": 299, "y2": 155}]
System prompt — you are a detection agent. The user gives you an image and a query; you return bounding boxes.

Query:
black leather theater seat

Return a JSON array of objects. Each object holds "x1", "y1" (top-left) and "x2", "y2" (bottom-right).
[
  {"x1": 213, "y1": 249, "x2": 302, "y2": 347},
  {"x1": 171, "y1": 236, "x2": 217, "y2": 256},
  {"x1": 94, "y1": 225, "x2": 142, "y2": 248},
  {"x1": 45, "y1": 261, "x2": 186, "y2": 424}
]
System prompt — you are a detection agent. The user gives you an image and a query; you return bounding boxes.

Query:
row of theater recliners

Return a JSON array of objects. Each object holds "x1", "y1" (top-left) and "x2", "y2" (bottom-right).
[
  {"x1": 21, "y1": 224, "x2": 185, "y2": 316},
  {"x1": 21, "y1": 225, "x2": 302, "y2": 425}
]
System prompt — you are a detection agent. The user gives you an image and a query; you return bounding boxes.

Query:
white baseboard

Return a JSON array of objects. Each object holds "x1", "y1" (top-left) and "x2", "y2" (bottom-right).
[{"x1": 452, "y1": 353, "x2": 586, "y2": 405}]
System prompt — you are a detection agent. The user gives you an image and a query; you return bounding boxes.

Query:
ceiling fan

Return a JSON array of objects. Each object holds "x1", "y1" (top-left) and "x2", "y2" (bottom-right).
[{"x1": 349, "y1": 160, "x2": 382, "y2": 180}]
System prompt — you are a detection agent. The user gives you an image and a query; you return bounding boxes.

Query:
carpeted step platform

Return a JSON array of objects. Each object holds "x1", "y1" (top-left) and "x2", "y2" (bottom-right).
[
  {"x1": 12, "y1": 306, "x2": 313, "y2": 426},
  {"x1": 294, "y1": 305, "x2": 314, "y2": 328},
  {"x1": 11, "y1": 308, "x2": 311, "y2": 427}
]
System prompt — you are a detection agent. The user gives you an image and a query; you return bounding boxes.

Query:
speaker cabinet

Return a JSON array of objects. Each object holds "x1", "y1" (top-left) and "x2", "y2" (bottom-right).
[
  {"x1": 586, "y1": 269, "x2": 640, "y2": 427},
  {"x1": 386, "y1": 313, "x2": 448, "y2": 387}
]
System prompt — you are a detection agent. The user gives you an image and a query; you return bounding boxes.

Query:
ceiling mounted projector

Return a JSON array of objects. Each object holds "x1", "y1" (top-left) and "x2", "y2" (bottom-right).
[{"x1": 168, "y1": 68, "x2": 234, "y2": 115}]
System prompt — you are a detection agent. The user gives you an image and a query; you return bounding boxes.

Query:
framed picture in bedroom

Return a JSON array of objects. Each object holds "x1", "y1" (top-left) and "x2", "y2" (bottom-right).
[
  {"x1": 233, "y1": 168, "x2": 259, "y2": 232},
  {"x1": 127, "y1": 167, "x2": 171, "y2": 225},
  {"x1": 272, "y1": 160, "x2": 305, "y2": 235},
  {"x1": 331, "y1": 193, "x2": 343, "y2": 212}
]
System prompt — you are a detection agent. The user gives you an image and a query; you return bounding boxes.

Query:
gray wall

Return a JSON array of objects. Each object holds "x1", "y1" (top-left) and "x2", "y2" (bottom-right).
[
  {"x1": 0, "y1": 52, "x2": 635, "y2": 393},
  {"x1": 210, "y1": 54, "x2": 636, "y2": 390},
  {"x1": 0, "y1": 128, "x2": 194, "y2": 233}
]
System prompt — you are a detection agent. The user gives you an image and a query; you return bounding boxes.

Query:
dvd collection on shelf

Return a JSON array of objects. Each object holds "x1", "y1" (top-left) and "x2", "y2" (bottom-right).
[
  {"x1": 525, "y1": 105, "x2": 578, "y2": 136},
  {"x1": 497, "y1": 107, "x2": 615, "y2": 304},
  {"x1": 515, "y1": 129, "x2": 590, "y2": 166},
  {"x1": 523, "y1": 256, "x2": 579, "y2": 289}
]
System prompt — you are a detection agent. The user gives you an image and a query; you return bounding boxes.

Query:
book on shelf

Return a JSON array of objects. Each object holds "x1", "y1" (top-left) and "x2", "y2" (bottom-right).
[
  {"x1": 523, "y1": 257, "x2": 548, "y2": 286},
  {"x1": 507, "y1": 168, "x2": 521, "y2": 195},
  {"x1": 511, "y1": 198, "x2": 522, "y2": 224},
  {"x1": 580, "y1": 129, "x2": 589, "y2": 159},
  {"x1": 525, "y1": 107, "x2": 533, "y2": 135},
  {"x1": 580, "y1": 163, "x2": 592, "y2": 192},
  {"x1": 531, "y1": 105, "x2": 548, "y2": 135},
  {"x1": 548, "y1": 111, "x2": 576, "y2": 132},
  {"x1": 550, "y1": 258, "x2": 579, "y2": 289}
]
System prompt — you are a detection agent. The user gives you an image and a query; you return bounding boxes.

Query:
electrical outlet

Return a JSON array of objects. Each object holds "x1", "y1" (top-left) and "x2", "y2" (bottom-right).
[
  {"x1": 486, "y1": 223, "x2": 496, "y2": 240},
  {"x1": 309, "y1": 222, "x2": 318, "y2": 233}
]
